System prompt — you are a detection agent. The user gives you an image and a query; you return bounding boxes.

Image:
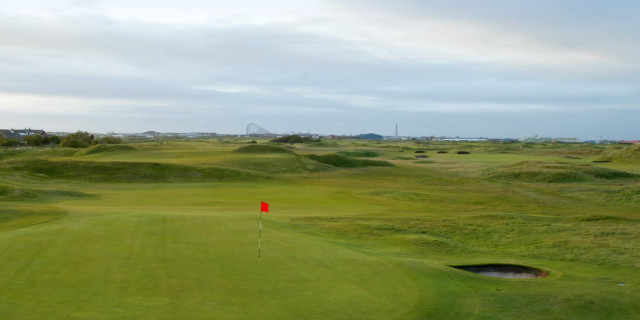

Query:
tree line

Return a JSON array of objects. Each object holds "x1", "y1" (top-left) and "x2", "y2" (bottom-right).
[{"x1": 1, "y1": 131, "x2": 122, "y2": 148}]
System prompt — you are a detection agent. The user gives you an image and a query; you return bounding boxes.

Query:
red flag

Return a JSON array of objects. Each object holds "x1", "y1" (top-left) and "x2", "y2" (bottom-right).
[{"x1": 261, "y1": 201, "x2": 269, "y2": 212}]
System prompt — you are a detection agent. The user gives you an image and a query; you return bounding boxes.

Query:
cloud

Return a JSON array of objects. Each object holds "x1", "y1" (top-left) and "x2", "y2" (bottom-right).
[{"x1": 0, "y1": 1, "x2": 638, "y2": 139}]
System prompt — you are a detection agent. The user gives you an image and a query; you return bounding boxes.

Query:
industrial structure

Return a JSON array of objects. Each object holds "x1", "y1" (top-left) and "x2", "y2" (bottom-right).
[{"x1": 246, "y1": 123, "x2": 275, "y2": 137}]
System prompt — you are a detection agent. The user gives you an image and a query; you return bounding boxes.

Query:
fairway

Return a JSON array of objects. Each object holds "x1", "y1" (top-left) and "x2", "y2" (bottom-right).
[{"x1": 1, "y1": 140, "x2": 639, "y2": 319}]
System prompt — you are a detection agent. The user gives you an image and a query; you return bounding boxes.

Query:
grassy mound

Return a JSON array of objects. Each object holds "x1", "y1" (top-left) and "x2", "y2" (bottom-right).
[
  {"x1": 0, "y1": 185, "x2": 93, "y2": 201},
  {"x1": 74, "y1": 144, "x2": 136, "y2": 156},
  {"x1": 0, "y1": 185, "x2": 38, "y2": 201},
  {"x1": 217, "y1": 154, "x2": 332, "y2": 174},
  {"x1": 0, "y1": 204, "x2": 67, "y2": 232},
  {"x1": 596, "y1": 145, "x2": 640, "y2": 162},
  {"x1": 304, "y1": 153, "x2": 394, "y2": 168},
  {"x1": 234, "y1": 144, "x2": 296, "y2": 155},
  {"x1": 484, "y1": 161, "x2": 636, "y2": 183},
  {"x1": 0, "y1": 159, "x2": 269, "y2": 182},
  {"x1": 336, "y1": 150, "x2": 380, "y2": 157}
]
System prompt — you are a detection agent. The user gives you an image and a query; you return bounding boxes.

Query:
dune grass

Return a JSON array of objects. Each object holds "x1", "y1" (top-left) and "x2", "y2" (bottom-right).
[
  {"x1": 0, "y1": 140, "x2": 638, "y2": 319},
  {"x1": 74, "y1": 144, "x2": 137, "y2": 156},
  {"x1": 304, "y1": 153, "x2": 394, "y2": 168},
  {"x1": 336, "y1": 150, "x2": 380, "y2": 157},
  {"x1": 484, "y1": 161, "x2": 637, "y2": 183},
  {"x1": 234, "y1": 144, "x2": 296, "y2": 155},
  {"x1": 0, "y1": 158, "x2": 269, "y2": 182}
]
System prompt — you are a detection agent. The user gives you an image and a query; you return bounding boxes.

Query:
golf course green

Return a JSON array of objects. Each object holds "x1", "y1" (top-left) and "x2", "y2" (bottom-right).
[{"x1": 0, "y1": 139, "x2": 638, "y2": 319}]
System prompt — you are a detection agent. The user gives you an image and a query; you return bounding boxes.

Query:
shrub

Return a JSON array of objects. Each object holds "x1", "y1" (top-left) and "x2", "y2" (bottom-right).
[
  {"x1": 1, "y1": 138, "x2": 20, "y2": 147},
  {"x1": 270, "y1": 135, "x2": 318, "y2": 144},
  {"x1": 23, "y1": 135, "x2": 44, "y2": 146},
  {"x1": 43, "y1": 136, "x2": 60, "y2": 145},
  {"x1": 98, "y1": 136, "x2": 123, "y2": 144},
  {"x1": 61, "y1": 131, "x2": 95, "y2": 148}
]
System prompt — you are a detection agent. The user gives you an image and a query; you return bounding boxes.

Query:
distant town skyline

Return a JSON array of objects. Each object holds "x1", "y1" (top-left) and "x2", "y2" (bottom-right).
[{"x1": 1, "y1": 1, "x2": 639, "y2": 140}]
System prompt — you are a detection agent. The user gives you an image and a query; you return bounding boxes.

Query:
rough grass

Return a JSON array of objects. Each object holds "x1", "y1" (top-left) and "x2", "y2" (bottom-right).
[
  {"x1": 234, "y1": 144, "x2": 296, "y2": 155},
  {"x1": 1, "y1": 139, "x2": 639, "y2": 319},
  {"x1": 305, "y1": 153, "x2": 394, "y2": 168},
  {"x1": 336, "y1": 150, "x2": 380, "y2": 157},
  {"x1": 215, "y1": 154, "x2": 332, "y2": 174},
  {"x1": 0, "y1": 184, "x2": 92, "y2": 201},
  {"x1": 0, "y1": 159, "x2": 269, "y2": 182},
  {"x1": 597, "y1": 145, "x2": 640, "y2": 162},
  {"x1": 292, "y1": 213, "x2": 640, "y2": 267},
  {"x1": 484, "y1": 161, "x2": 636, "y2": 183},
  {"x1": 74, "y1": 144, "x2": 136, "y2": 156}
]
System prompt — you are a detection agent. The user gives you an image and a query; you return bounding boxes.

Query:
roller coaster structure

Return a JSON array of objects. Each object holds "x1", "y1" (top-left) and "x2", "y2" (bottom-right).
[{"x1": 246, "y1": 123, "x2": 273, "y2": 136}]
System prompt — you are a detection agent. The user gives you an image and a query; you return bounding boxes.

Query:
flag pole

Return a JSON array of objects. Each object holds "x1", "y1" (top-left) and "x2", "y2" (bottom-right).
[{"x1": 258, "y1": 205, "x2": 263, "y2": 258}]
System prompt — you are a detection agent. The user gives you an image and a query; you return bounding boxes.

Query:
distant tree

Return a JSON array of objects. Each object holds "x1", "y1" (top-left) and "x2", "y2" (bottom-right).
[
  {"x1": 1, "y1": 138, "x2": 20, "y2": 147},
  {"x1": 43, "y1": 135, "x2": 61, "y2": 145},
  {"x1": 23, "y1": 135, "x2": 44, "y2": 146},
  {"x1": 98, "y1": 136, "x2": 123, "y2": 144},
  {"x1": 270, "y1": 135, "x2": 319, "y2": 144},
  {"x1": 61, "y1": 131, "x2": 95, "y2": 148}
]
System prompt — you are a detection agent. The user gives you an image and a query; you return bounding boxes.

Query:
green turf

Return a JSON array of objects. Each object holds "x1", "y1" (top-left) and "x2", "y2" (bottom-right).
[
  {"x1": 304, "y1": 153, "x2": 394, "y2": 168},
  {"x1": 336, "y1": 150, "x2": 381, "y2": 157},
  {"x1": 484, "y1": 161, "x2": 637, "y2": 183},
  {"x1": 0, "y1": 140, "x2": 638, "y2": 319},
  {"x1": 0, "y1": 158, "x2": 269, "y2": 182},
  {"x1": 234, "y1": 144, "x2": 297, "y2": 155},
  {"x1": 74, "y1": 144, "x2": 137, "y2": 156}
]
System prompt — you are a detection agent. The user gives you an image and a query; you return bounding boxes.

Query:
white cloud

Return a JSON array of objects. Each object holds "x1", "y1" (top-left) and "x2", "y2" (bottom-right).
[
  {"x1": 0, "y1": 93, "x2": 168, "y2": 114},
  {"x1": 0, "y1": 0, "x2": 638, "y2": 138},
  {"x1": 194, "y1": 85, "x2": 264, "y2": 93}
]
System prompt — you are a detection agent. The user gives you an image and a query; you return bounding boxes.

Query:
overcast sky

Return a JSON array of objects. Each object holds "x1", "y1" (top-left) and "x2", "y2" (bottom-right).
[{"x1": 1, "y1": 0, "x2": 639, "y2": 139}]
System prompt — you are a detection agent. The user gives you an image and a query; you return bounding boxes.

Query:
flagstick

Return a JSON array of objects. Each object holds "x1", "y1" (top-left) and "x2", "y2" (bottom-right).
[{"x1": 258, "y1": 208, "x2": 263, "y2": 258}]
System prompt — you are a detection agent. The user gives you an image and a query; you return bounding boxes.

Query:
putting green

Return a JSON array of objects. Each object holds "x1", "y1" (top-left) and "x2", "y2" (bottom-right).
[{"x1": 0, "y1": 186, "x2": 432, "y2": 319}]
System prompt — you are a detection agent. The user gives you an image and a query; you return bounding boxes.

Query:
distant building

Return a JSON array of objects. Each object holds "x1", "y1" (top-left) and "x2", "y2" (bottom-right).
[
  {"x1": 552, "y1": 137, "x2": 580, "y2": 143},
  {"x1": 0, "y1": 129, "x2": 47, "y2": 140},
  {"x1": 359, "y1": 133, "x2": 384, "y2": 140},
  {"x1": 442, "y1": 137, "x2": 487, "y2": 142}
]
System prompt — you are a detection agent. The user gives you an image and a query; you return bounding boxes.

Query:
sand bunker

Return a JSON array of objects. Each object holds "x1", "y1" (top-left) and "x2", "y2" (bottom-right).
[{"x1": 451, "y1": 264, "x2": 549, "y2": 279}]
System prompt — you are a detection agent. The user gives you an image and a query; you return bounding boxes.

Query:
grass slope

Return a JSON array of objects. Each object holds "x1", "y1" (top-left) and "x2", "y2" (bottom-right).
[
  {"x1": 336, "y1": 150, "x2": 380, "y2": 157},
  {"x1": 74, "y1": 144, "x2": 136, "y2": 156},
  {"x1": 305, "y1": 153, "x2": 394, "y2": 168},
  {"x1": 0, "y1": 159, "x2": 269, "y2": 182},
  {"x1": 0, "y1": 140, "x2": 638, "y2": 319},
  {"x1": 484, "y1": 161, "x2": 636, "y2": 183},
  {"x1": 597, "y1": 145, "x2": 640, "y2": 162},
  {"x1": 234, "y1": 144, "x2": 296, "y2": 155},
  {"x1": 0, "y1": 204, "x2": 67, "y2": 232}
]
